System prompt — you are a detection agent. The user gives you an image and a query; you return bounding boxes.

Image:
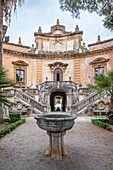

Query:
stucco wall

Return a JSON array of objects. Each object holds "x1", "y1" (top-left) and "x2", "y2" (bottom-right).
[
  {"x1": 3, "y1": 43, "x2": 29, "y2": 53},
  {"x1": 42, "y1": 59, "x2": 74, "y2": 82},
  {"x1": 2, "y1": 52, "x2": 37, "y2": 87}
]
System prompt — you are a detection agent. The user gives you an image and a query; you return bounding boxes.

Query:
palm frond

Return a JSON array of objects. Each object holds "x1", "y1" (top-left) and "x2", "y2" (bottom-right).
[
  {"x1": 88, "y1": 71, "x2": 113, "y2": 97},
  {"x1": 0, "y1": 66, "x2": 15, "y2": 105},
  {"x1": 2, "y1": 0, "x2": 24, "y2": 24}
]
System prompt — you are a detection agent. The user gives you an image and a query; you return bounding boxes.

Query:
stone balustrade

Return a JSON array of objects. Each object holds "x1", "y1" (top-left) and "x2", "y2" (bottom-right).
[
  {"x1": 71, "y1": 90, "x2": 108, "y2": 114},
  {"x1": 39, "y1": 81, "x2": 77, "y2": 93},
  {"x1": 4, "y1": 88, "x2": 47, "y2": 113}
]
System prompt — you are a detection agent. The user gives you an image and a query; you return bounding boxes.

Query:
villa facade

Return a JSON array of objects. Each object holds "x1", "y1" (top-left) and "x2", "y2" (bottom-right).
[{"x1": 2, "y1": 20, "x2": 113, "y2": 112}]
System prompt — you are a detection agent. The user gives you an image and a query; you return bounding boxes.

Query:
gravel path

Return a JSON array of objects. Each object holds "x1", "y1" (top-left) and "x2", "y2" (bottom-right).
[{"x1": 0, "y1": 116, "x2": 113, "y2": 170}]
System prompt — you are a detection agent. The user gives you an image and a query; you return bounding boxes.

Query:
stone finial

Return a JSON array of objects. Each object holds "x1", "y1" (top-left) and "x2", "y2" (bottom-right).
[
  {"x1": 46, "y1": 77, "x2": 48, "y2": 81},
  {"x1": 30, "y1": 44, "x2": 35, "y2": 54},
  {"x1": 75, "y1": 25, "x2": 79, "y2": 33},
  {"x1": 82, "y1": 42, "x2": 88, "y2": 52},
  {"x1": 56, "y1": 19, "x2": 60, "y2": 25},
  {"x1": 32, "y1": 44, "x2": 34, "y2": 48},
  {"x1": 38, "y1": 26, "x2": 42, "y2": 34},
  {"x1": 83, "y1": 42, "x2": 85, "y2": 48},
  {"x1": 69, "y1": 77, "x2": 71, "y2": 81},
  {"x1": 97, "y1": 35, "x2": 101, "y2": 43},
  {"x1": 18, "y1": 37, "x2": 21, "y2": 45}
]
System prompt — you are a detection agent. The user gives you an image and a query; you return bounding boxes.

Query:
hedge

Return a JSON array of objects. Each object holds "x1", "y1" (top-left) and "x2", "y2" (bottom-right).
[
  {"x1": 0, "y1": 118, "x2": 26, "y2": 138},
  {"x1": 91, "y1": 119, "x2": 112, "y2": 131},
  {"x1": 9, "y1": 112, "x2": 21, "y2": 123}
]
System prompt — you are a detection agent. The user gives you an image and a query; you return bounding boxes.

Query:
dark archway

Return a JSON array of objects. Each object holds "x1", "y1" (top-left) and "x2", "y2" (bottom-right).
[
  {"x1": 50, "y1": 91, "x2": 66, "y2": 112},
  {"x1": 53, "y1": 68, "x2": 63, "y2": 81}
]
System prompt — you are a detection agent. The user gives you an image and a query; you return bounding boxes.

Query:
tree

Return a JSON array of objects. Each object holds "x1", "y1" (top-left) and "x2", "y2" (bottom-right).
[
  {"x1": 0, "y1": 0, "x2": 24, "y2": 122},
  {"x1": 0, "y1": 66, "x2": 15, "y2": 122},
  {"x1": 88, "y1": 71, "x2": 113, "y2": 124},
  {"x1": 59, "y1": 0, "x2": 113, "y2": 30},
  {"x1": 0, "y1": 0, "x2": 24, "y2": 65}
]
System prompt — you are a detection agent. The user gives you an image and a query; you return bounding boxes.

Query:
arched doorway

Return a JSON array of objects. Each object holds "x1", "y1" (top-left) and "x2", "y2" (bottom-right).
[
  {"x1": 50, "y1": 91, "x2": 66, "y2": 112},
  {"x1": 53, "y1": 68, "x2": 63, "y2": 81}
]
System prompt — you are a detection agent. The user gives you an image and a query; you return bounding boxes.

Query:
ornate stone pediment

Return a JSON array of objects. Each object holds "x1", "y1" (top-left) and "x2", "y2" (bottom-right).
[
  {"x1": 51, "y1": 19, "x2": 65, "y2": 35},
  {"x1": 90, "y1": 57, "x2": 109, "y2": 65},
  {"x1": 48, "y1": 62, "x2": 68, "y2": 71},
  {"x1": 12, "y1": 60, "x2": 29, "y2": 66}
]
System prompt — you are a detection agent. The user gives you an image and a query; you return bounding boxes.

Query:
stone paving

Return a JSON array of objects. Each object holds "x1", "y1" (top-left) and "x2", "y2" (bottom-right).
[{"x1": 0, "y1": 115, "x2": 113, "y2": 170}]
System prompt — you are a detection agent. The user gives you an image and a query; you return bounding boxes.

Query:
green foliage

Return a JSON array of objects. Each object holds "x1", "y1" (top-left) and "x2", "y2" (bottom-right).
[
  {"x1": 0, "y1": 118, "x2": 26, "y2": 138},
  {"x1": 2, "y1": 0, "x2": 25, "y2": 24},
  {"x1": 9, "y1": 112, "x2": 21, "y2": 123},
  {"x1": 88, "y1": 71, "x2": 113, "y2": 96},
  {"x1": 97, "y1": 118, "x2": 109, "y2": 123},
  {"x1": 0, "y1": 66, "x2": 15, "y2": 106},
  {"x1": 59, "y1": 0, "x2": 113, "y2": 30},
  {"x1": 0, "y1": 66, "x2": 15, "y2": 87},
  {"x1": 4, "y1": 117, "x2": 10, "y2": 122},
  {"x1": 92, "y1": 118, "x2": 112, "y2": 131}
]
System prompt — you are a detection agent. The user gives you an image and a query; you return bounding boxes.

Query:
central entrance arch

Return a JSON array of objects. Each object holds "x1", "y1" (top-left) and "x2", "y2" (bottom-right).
[{"x1": 50, "y1": 91, "x2": 66, "y2": 112}]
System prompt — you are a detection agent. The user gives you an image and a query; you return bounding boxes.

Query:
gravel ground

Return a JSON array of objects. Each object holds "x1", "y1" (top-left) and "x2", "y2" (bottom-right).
[{"x1": 0, "y1": 116, "x2": 113, "y2": 170}]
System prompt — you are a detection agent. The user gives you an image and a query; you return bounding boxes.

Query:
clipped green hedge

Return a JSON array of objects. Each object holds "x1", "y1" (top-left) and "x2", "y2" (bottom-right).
[
  {"x1": 9, "y1": 112, "x2": 21, "y2": 123},
  {"x1": 92, "y1": 119, "x2": 112, "y2": 131},
  {"x1": 0, "y1": 118, "x2": 26, "y2": 138}
]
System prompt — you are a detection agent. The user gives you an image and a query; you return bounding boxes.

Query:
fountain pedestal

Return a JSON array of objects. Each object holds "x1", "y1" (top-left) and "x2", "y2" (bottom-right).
[
  {"x1": 35, "y1": 113, "x2": 76, "y2": 160},
  {"x1": 47, "y1": 131, "x2": 66, "y2": 160}
]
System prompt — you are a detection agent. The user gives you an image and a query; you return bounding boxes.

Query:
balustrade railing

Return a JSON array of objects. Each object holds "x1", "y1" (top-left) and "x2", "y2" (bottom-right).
[
  {"x1": 78, "y1": 87, "x2": 94, "y2": 95},
  {"x1": 4, "y1": 88, "x2": 47, "y2": 113},
  {"x1": 71, "y1": 90, "x2": 108, "y2": 114},
  {"x1": 16, "y1": 89, "x2": 47, "y2": 112},
  {"x1": 40, "y1": 81, "x2": 77, "y2": 92},
  {"x1": 22, "y1": 88, "x2": 39, "y2": 95}
]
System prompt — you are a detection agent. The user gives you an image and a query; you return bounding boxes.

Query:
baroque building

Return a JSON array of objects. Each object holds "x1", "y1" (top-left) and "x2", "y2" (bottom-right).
[{"x1": 2, "y1": 19, "x2": 113, "y2": 113}]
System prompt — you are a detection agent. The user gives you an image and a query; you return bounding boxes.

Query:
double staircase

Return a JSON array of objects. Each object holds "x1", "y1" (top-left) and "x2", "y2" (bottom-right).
[{"x1": 4, "y1": 85, "x2": 110, "y2": 116}]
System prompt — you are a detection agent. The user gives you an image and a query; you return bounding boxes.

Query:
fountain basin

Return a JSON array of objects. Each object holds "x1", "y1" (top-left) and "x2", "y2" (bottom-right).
[
  {"x1": 35, "y1": 113, "x2": 77, "y2": 160},
  {"x1": 35, "y1": 113, "x2": 76, "y2": 132}
]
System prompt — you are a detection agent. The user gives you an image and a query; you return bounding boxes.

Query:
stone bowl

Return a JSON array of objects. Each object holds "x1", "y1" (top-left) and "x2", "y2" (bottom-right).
[{"x1": 35, "y1": 113, "x2": 77, "y2": 132}]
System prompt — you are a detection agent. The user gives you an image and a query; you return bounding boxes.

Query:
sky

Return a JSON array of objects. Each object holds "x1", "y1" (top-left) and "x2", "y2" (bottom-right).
[{"x1": 4, "y1": 0, "x2": 113, "y2": 48}]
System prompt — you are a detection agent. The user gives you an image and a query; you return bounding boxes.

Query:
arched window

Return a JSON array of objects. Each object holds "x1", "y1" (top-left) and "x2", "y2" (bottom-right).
[{"x1": 53, "y1": 68, "x2": 63, "y2": 81}]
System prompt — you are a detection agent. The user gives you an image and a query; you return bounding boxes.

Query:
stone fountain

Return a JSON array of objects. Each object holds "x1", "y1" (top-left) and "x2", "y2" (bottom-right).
[{"x1": 35, "y1": 113, "x2": 76, "y2": 160}]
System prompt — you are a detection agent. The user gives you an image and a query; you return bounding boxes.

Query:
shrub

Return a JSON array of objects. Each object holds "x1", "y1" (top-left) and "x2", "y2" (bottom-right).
[
  {"x1": 4, "y1": 117, "x2": 10, "y2": 122},
  {"x1": 9, "y1": 112, "x2": 21, "y2": 123},
  {"x1": 97, "y1": 119, "x2": 109, "y2": 124},
  {"x1": 0, "y1": 118, "x2": 26, "y2": 138},
  {"x1": 92, "y1": 119, "x2": 112, "y2": 131}
]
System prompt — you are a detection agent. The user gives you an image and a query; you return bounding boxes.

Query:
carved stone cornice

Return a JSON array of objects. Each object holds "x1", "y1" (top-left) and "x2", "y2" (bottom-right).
[
  {"x1": 88, "y1": 38, "x2": 113, "y2": 47},
  {"x1": 3, "y1": 45, "x2": 113, "y2": 60},
  {"x1": 48, "y1": 62, "x2": 68, "y2": 72},
  {"x1": 90, "y1": 57, "x2": 109, "y2": 65},
  {"x1": 12, "y1": 60, "x2": 29, "y2": 66}
]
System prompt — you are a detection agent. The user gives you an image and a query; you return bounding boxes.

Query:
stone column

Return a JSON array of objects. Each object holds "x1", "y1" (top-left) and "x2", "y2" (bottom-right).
[
  {"x1": 47, "y1": 131, "x2": 66, "y2": 160},
  {"x1": 67, "y1": 90, "x2": 73, "y2": 112}
]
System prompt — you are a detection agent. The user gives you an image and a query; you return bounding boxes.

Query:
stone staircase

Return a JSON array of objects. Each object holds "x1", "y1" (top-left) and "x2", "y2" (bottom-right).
[
  {"x1": 3, "y1": 87, "x2": 110, "y2": 116},
  {"x1": 4, "y1": 88, "x2": 47, "y2": 114},
  {"x1": 71, "y1": 90, "x2": 109, "y2": 115}
]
